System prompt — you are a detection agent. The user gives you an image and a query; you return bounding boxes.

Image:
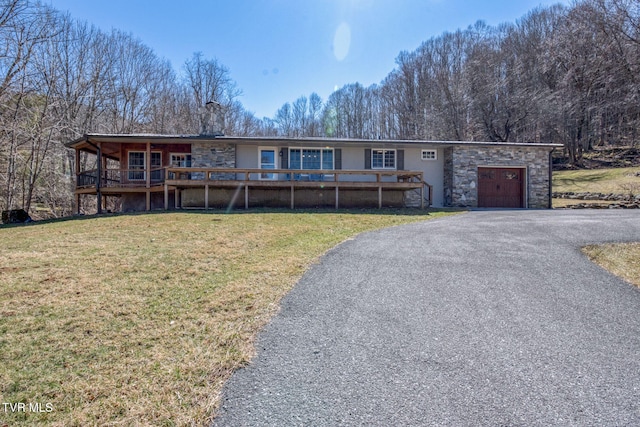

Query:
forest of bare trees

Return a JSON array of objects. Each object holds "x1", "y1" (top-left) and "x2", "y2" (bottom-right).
[{"x1": 1, "y1": 0, "x2": 639, "y2": 218}]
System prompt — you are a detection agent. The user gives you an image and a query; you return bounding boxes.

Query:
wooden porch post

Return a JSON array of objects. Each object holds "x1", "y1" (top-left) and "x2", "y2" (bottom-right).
[
  {"x1": 335, "y1": 186, "x2": 339, "y2": 210},
  {"x1": 175, "y1": 189, "x2": 180, "y2": 209},
  {"x1": 244, "y1": 183, "x2": 249, "y2": 209},
  {"x1": 145, "y1": 142, "x2": 151, "y2": 211},
  {"x1": 164, "y1": 183, "x2": 169, "y2": 210},
  {"x1": 96, "y1": 142, "x2": 102, "y2": 214},
  {"x1": 290, "y1": 182, "x2": 295, "y2": 209},
  {"x1": 102, "y1": 155, "x2": 107, "y2": 183},
  {"x1": 75, "y1": 148, "x2": 81, "y2": 214},
  {"x1": 204, "y1": 184, "x2": 209, "y2": 210},
  {"x1": 378, "y1": 186, "x2": 382, "y2": 209}
]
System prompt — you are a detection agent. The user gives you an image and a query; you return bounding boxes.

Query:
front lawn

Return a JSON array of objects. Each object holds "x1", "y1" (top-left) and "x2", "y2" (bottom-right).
[{"x1": 0, "y1": 210, "x2": 454, "y2": 426}]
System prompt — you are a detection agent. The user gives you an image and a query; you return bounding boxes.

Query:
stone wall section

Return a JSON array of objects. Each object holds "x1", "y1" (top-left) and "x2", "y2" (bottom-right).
[
  {"x1": 448, "y1": 145, "x2": 552, "y2": 209},
  {"x1": 191, "y1": 142, "x2": 236, "y2": 180},
  {"x1": 403, "y1": 189, "x2": 423, "y2": 208},
  {"x1": 443, "y1": 147, "x2": 454, "y2": 206}
]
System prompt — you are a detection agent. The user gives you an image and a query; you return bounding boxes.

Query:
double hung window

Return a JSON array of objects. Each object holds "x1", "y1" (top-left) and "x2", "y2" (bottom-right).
[
  {"x1": 372, "y1": 149, "x2": 396, "y2": 169},
  {"x1": 128, "y1": 152, "x2": 145, "y2": 180},
  {"x1": 128, "y1": 151, "x2": 162, "y2": 181}
]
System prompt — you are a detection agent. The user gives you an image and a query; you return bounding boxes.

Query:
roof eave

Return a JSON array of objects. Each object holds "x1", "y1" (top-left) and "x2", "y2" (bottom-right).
[{"x1": 63, "y1": 133, "x2": 563, "y2": 149}]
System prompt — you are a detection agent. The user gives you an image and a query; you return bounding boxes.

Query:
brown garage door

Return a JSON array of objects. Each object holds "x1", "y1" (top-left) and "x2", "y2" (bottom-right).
[{"x1": 477, "y1": 167, "x2": 524, "y2": 208}]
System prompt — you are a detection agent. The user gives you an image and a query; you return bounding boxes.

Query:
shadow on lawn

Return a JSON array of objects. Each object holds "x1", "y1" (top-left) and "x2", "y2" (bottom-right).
[
  {"x1": 554, "y1": 172, "x2": 613, "y2": 188},
  {"x1": 0, "y1": 207, "x2": 464, "y2": 229}
]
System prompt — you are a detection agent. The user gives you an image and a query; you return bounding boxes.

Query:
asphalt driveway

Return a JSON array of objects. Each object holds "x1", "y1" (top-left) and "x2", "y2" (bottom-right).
[{"x1": 214, "y1": 210, "x2": 640, "y2": 426}]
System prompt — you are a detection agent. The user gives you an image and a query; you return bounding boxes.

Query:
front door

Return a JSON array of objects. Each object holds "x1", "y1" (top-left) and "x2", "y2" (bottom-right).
[{"x1": 259, "y1": 148, "x2": 277, "y2": 180}]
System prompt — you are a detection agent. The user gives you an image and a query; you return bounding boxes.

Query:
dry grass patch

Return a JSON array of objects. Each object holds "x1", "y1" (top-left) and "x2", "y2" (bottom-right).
[
  {"x1": 582, "y1": 243, "x2": 640, "y2": 288},
  {"x1": 0, "y1": 210, "x2": 455, "y2": 426},
  {"x1": 551, "y1": 198, "x2": 614, "y2": 208}
]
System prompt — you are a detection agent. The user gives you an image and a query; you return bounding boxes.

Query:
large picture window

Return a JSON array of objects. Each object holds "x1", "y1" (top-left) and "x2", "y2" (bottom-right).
[
  {"x1": 289, "y1": 148, "x2": 334, "y2": 170},
  {"x1": 372, "y1": 149, "x2": 396, "y2": 169}
]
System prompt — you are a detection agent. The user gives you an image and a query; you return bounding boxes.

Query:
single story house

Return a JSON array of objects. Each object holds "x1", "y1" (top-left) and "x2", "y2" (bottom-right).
[{"x1": 65, "y1": 134, "x2": 560, "y2": 213}]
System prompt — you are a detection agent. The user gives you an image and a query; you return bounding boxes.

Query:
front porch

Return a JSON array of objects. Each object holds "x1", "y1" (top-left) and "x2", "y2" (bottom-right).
[{"x1": 74, "y1": 167, "x2": 432, "y2": 212}]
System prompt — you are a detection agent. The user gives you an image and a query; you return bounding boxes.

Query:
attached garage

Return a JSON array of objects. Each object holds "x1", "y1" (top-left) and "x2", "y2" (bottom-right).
[
  {"x1": 477, "y1": 167, "x2": 525, "y2": 208},
  {"x1": 444, "y1": 143, "x2": 559, "y2": 209}
]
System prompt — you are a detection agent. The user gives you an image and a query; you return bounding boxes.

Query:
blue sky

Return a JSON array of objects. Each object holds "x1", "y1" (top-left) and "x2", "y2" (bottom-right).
[{"x1": 48, "y1": 0, "x2": 569, "y2": 119}]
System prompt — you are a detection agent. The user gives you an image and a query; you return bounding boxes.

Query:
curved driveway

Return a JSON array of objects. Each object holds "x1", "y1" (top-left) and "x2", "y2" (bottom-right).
[{"x1": 215, "y1": 210, "x2": 640, "y2": 426}]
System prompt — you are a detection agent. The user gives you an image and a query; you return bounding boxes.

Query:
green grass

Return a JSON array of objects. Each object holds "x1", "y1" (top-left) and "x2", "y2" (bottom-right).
[
  {"x1": 0, "y1": 209, "x2": 457, "y2": 426},
  {"x1": 553, "y1": 166, "x2": 640, "y2": 195}
]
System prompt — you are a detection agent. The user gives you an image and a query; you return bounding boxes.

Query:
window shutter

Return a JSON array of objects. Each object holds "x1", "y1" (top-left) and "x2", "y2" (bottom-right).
[
  {"x1": 364, "y1": 149, "x2": 371, "y2": 169},
  {"x1": 397, "y1": 149, "x2": 404, "y2": 170},
  {"x1": 281, "y1": 148, "x2": 288, "y2": 169},
  {"x1": 334, "y1": 149, "x2": 342, "y2": 170}
]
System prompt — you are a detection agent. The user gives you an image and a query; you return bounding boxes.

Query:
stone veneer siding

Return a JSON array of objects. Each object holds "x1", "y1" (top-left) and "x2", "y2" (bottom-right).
[
  {"x1": 443, "y1": 147, "x2": 454, "y2": 206},
  {"x1": 191, "y1": 142, "x2": 235, "y2": 167},
  {"x1": 446, "y1": 145, "x2": 552, "y2": 209},
  {"x1": 191, "y1": 142, "x2": 236, "y2": 180}
]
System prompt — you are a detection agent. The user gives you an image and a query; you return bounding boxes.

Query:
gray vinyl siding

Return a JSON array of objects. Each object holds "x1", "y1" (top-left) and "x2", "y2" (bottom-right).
[
  {"x1": 401, "y1": 147, "x2": 445, "y2": 207},
  {"x1": 234, "y1": 143, "x2": 445, "y2": 206},
  {"x1": 235, "y1": 144, "x2": 257, "y2": 169}
]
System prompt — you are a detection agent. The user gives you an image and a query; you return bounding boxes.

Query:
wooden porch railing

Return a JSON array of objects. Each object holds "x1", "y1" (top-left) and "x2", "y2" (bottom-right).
[
  {"x1": 77, "y1": 168, "x2": 165, "y2": 188},
  {"x1": 164, "y1": 168, "x2": 431, "y2": 209},
  {"x1": 165, "y1": 167, "x2": 425, "y2": 184},
  {"x1": 76, "y1": 167, "x2": 433, "y2": 209},
  {"x1": 78, "y1": 167, "x2": 427, "y2": 186}
]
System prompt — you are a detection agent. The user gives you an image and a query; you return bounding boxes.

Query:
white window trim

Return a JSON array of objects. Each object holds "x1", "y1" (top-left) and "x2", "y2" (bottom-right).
[
  {"x1": 170, "y1": 153, "x2": 192, "y2": 168},
  {"x1": 288, "y1": 147, "x2": 335, "y2": 171},
  {"x1": 371, "y1": 149, "x2": 396, "y2": 170},
  {"x1": 128, "y1": 151, "x2": 146, "y2": 181},
  {"x1": 421, "y1": 149, "x2": 437, "y2": 161},
  {"x1": 128, "y1": 151, "x2": 162, "y2": 181}
]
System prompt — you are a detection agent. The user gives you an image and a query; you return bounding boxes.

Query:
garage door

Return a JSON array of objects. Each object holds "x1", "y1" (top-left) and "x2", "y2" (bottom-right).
[{"x1": 477, "y1": 167, "x2": 524, "y2": 208}]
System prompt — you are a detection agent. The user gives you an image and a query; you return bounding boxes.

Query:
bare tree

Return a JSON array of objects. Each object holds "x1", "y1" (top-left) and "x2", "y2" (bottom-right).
[
  {"x1": 0, "y1": 0, "x2": 57, "y2": 212},
  {"x1": 292, "y1": 96, "x2": 307, "y2": 137},
  {"x1": 274, "y1": 102, "x2": 293, "y2": 136},
  {"x1": 183, "y1": 52, "x2": 241, "y2": 133},
  {"x1": 307, "y1": 92, "x2": 323, "y2": 136}
]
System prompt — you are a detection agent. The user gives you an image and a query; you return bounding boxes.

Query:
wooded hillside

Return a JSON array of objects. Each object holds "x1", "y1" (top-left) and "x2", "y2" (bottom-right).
[{"x1": 1, "y1": 0, "x2": 638, "y2": 217}]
